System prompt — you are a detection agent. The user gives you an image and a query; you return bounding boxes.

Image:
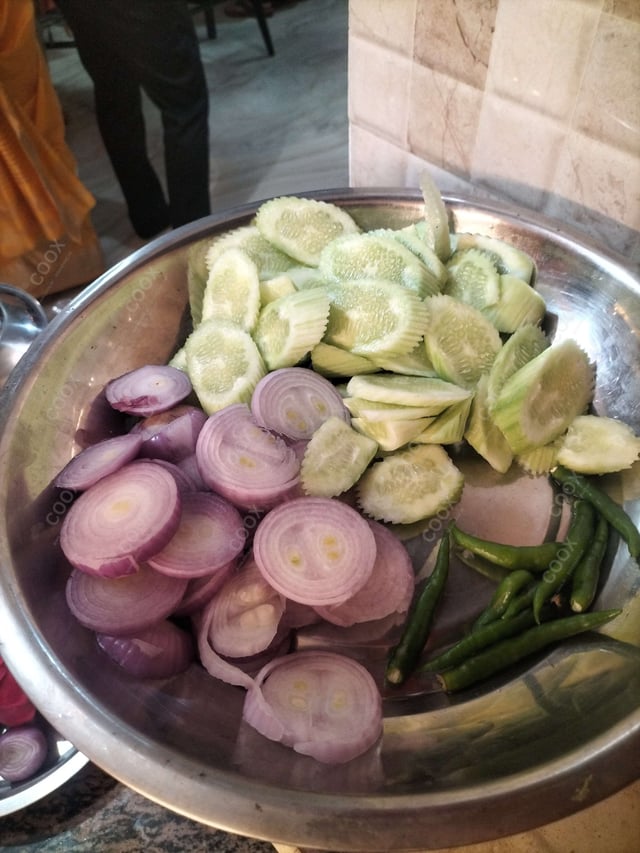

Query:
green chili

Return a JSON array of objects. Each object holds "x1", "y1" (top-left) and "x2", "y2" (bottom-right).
[
  {"x1": 420, "y1": 605, "x2": 539, "y2": 674},
  {"x1": 570, "y1": 513, "x2": 609, "y2": 613},
  {"x1": 551, "y1": 465, "x2": 640, "y2": 561},
  {"x1": 450, "y1": 524, "x2": 563, "y2": 573},
  {"x1": 472, "y1": 569, "x2": 535, "y2": 630},
  {"x1": 386, "y1": 530, "x2": 450, "y2": 685},
  {"x1": 437, "y1": 609, "x2": 622, "y2": 693},
  {"x1": 501, "y1": 582, "x2": 537, "y2": 620},
  {"x1": 532, "y1": 499, "x2": 595, "y2": 622}
]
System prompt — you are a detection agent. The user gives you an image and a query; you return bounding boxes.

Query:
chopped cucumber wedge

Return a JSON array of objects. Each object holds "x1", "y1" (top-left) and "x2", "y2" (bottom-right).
[
  {"x1": 300, "y1": 416, "x2": 378, "y2": 497},
  {"x1": 255, "y1": 196, "x2": 360, "y2": 266},
  {"x1": 445, "y1": 248, "x2": 501, "y2": 310},
  {"x1": 486, "y1": 323, "x2": 549, "y2": 408},
  {"x1": 343, "y1": 397, "x2": 439, "y2": 422},
  {"x1": 556, "y1": 414, "x2": 640, "y2": 474},
  {"x1": 351, "y1": 415, "x2": 436, "y2": 451},
  {"x1": 419, "y1": 170, "x2": 451, "y2": 261},
  {"x1": 412, "y1": 395, "x2": 473, "y2": 446},
  {"x1": 516, "y1": 442, "x2": 560, "y2": 475},
  {"x1": 481, "y1": 274, "x2": 546, "y2": 333},
  {"x1": 185, "y1": 319, "x2": 266, "y2": 414},
  {"x1": 253, "y1": 287, "x2": 330, "y2": 371},
  {"x1": 423, "y1": 294, "x2": 502, "y2": 388},
  {"x1": 491, "y1": 339, "x2": 595, "y2": 454},
  {"x1": 259, "y1": 274, "x2": 297, "y2": 305},
  {"x1": 346, "y1": 374, "x2": 471, "y2": 413},
  {"x1": 310, "y1": 342, "x2": 379, "y2": 378},
  {"x1": 201, "y1": 248, "x2": 261, "y2": 332},
  {"x1": 319, "y1": 232, "x2": 440, "y2": 297},
  {"x1": 451, "y1": 232, "x2": 535, "y2": 282},
  {"x1": 464, "y1": 373, "x2": 513, "y2": 473},
  {"x1": 369, "y1": 343, "x2": 438, "y2": 378},
  {"x1": 358, "y1": 444, "x2": 464, "y2": 524},
  {"x1": 324, "y1": 278, "x2": 429, "y2": 358}
]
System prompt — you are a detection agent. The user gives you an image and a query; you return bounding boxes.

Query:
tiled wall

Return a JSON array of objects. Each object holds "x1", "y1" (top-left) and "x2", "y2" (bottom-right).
[{"x1": 348, "y1": 0, "x2": 640, "y2": 263}]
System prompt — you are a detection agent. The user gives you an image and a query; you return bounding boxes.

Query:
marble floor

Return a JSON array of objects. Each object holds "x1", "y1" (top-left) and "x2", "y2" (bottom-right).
[{"x1": 45, "y1": 0, "x2": 350, "y2": 275}]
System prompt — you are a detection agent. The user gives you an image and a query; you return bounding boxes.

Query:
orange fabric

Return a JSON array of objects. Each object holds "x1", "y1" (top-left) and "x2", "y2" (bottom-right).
[{"x1": 0, "y1": 0, "x2": 103, "y2": 295}]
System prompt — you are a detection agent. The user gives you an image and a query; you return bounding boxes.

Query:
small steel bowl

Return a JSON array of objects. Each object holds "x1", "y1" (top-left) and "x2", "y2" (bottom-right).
[
  {"x1": 0, "y1": 284, "x2": 48, "y2": 389},
  {"x1": 0, "y1": 191, "x2": 638, "y2": 851}
]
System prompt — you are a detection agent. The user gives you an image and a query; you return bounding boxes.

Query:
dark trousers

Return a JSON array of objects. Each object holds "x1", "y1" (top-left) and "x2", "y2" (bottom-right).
[{"x1": 56, "y1": 0, "x2": 211, "y2": 236}]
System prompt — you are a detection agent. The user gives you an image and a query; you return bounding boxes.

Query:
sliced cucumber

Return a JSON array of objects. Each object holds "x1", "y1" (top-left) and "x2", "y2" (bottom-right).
[
  {"x1": 346, "y1": 374, "x2": 471, "y2": 413},
  {"x1": 318, "y1": 232, "x2": 439, "y2": 297},
  {"x1": 255, "y1": 196, "x2": 360, "y2": 266},
  {"x1": 259, "y1": 274, "x2": 297, "y2": 305},
  {"x1": 451, "y1": 232, "x2": 535, "y2": 282},
  {"x1": 412, "y1": 395, "x2": 473, "y2": 446},
  {"x1": 357, "y1": 444, "x2": 464, "y2": 524},
  {"x1": 481, "y1": 274, "x2": 546, "y2": 333},
  {"x1": 393, "y1": 224, "x2": 448, "y2": 285},
  {"x1": 186, "y1": 240, "x2": 210, "y2": 327},
  {"x1": 252, "y1": 287, "x2": 330, "y2": 371},
  {"x1": 556, "y1": 414, "x2": 640, "y2": 474},
  {"x1": 351, "y1": 415, "x2": 435, "y2": 451},
  {"x1": 309, "y1": 342, "x2": 379, "y2": 378},
  {"x1": 445, "y1": 248, "x2": 501, "y2": 310},
  {"x1": 491, "y1": 339, "x2": 595, "y2": 454},
  {"x1": 204, "y1": 225, "x2": 297, "y2": 280},
  {"x1": 168, "y1": 346, "x2": 188, "y2": 372},
  {"x1": 419, "y1": 170, "x2": 451, "y2": 261},
  {"x1": 300, "y1": 416, "x2": 378, "y2": 498},
  {"x1": 516, "y1": 442, "x2": 560, "y2": 475},
  {"x1": 185, "y1": 319, "x2": 266, "y2": 414},
  {"x1": 343, "y1": 397, "x2": 439, "y2": 422},
  {"x1": 464, "y1": 373, "x2": 513, "y2": 473},
  {"x1": 486, "y1": 323, "x2": 549, "y2": 408},
  {"x1": 201, "y1": 248, "x2": 261, "y2": 332},
  {"x1": 369, "y1": 343, "x2": 438, "y2": 378},
  {"x1": 285, "y1": 265, "x2": 328, "y2": 290},
  {"x1": 323, "y1": 278, "x2": 429, "y2": 358},
  {"x1": 423, "y1": 294, "x2": 502, "y2": 388}
]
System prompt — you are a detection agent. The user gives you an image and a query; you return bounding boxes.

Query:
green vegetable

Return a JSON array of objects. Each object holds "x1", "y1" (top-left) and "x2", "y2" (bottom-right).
[
  {"x1": 532, "y1": 499, "x2": 595, "y2": 622},
  {"x1": 472, "y1": 569, "x2": 535, "y2": 629},
  {"x1": 570, "y1": 513, "x2": 609, "y2": 613},
  {"x1": 386, "y1": 531, "x2": 450, "y2": 685},
  {"x1": 551, "y1": 465, "x2": 640, "y2": 561},
  {"x1": 437, "y1": 609, "x2": 621, "y2": 692},
  {"x1": 420, "y1": 606, "x2": 539, "y2": 674},
  {"x1": 450, "y1": 524, "x2": 563, "y2": 572}
]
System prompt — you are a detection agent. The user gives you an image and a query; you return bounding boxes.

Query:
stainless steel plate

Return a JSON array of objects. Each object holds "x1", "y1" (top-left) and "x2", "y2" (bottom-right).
[{"x1": 0, "y1": 191, "x2": 638, "y2": 850}]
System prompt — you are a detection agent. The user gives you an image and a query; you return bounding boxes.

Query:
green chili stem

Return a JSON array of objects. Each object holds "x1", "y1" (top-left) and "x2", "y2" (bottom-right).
[
  {"x1": 552, "y1": 465, "x2": 640, "y2": 561},
  {"x1": 438, "y1": 609, "x2": 621, "y2": 693},
  {"x1": 386, "y1": 530, "x2": 450, "y2": 685}
]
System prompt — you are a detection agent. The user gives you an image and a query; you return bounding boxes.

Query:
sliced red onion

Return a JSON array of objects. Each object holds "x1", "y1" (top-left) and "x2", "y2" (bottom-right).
[
  {"x1": 172, "y1": 559, "x2": 236, "y2": 617},
  {"x1": 0, "y1": 725, "x2": 48, "y2": 782},
  {"x1": 97, "y1": 621, "x2": 194, "y2": 678},
  {"x1": 54, "y1": 433, "x2": 144, "y2": 491},
  {"x1": 139, "y1": 458, "x2": 198, "y2": 493},
  {"x1": 176, "y1": 454, "x2": 208, "y2": 491},
  {"x1": 132, "y1": 405, "x2": 207, "y2": 463},
  {"x1": 314, "y1": 520, "x2": 415, "y2": 627},
  {"x1": 205, "y1": 558, "x2": 286, "y2": 658},
  {"x1": 253, "y1": 496, "x2": 376, "y2": 606},
  {"x1": 195, "y1": 605, "x2": 255, "y2": 691},
  {"x1": 66, "y1": 563, "x2": 188, "y2": 635},
  {"x1": 242, "y1": 651, "x2": 383, "y2": 764},
  {"x1": 0, "y1": 662, "x2": 36, "y2": 728},
  {"x1": 148, "y1": 491, "x2": 247, "y2": 578},
  {"x1": 250, "y1": 367, "x2": 349, "y2": 440},
  {"x1": 195, "y1": 404, "x2": 300, "y2": 510},
  {"x1": 105, "y1": 364, "x2": 192, "y2": 417},
  {"x1": 59, "y1": 461, "x2": 182, "y2": 578}
]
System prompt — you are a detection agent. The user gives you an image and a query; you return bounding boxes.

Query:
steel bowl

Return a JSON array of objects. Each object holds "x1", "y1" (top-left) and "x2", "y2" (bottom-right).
[
  {"x1": 0, "y1": 284, "x2": 48, "y2": 389},
  {"x1": 0, "y1": 191, "x2": 638, "y2": 851}
]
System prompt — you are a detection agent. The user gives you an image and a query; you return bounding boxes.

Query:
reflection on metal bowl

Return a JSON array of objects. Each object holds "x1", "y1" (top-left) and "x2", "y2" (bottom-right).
[
  {"x1": 0, "y1": 284, "x2": 48, "y2": 388},
  {"x1": 0, "y1": 191, "x2": 638, "y2": 851}
]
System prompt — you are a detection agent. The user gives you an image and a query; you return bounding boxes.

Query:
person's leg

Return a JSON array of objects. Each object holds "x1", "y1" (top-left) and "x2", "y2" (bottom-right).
[
  {"x1": 129, "y1": 0, "x2": 211, "y2": 228},
  {"x1": 55, "y1": 0, "x2": 170, "y2": 237}
]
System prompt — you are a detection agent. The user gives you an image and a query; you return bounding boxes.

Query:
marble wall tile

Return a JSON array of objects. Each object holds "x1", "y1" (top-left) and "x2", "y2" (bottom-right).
[
  {"x1": 348, "y1": 36, "x2": 412, "y2": 145},
  {"x1": 573, "y1": 11, "x2": 640, "y2": 156},
  {"x1": 603, "y1": 0, "x2": 640, "y2": 22},
  {"x1": 349, "y1": 0, "x2": 416, "y2": 55},
  {"x1": 487, "y1": 0, "x2": 602, "y2": 120},
  {"x1": 413, "y1": 0, "x2": 497, "y2": 89},
  {"x1": 407, "y1": 62, "x2": 483, "y2": 174},
  {"x1": 348, "y1": 124, "x2": 412, "y2": 186}
]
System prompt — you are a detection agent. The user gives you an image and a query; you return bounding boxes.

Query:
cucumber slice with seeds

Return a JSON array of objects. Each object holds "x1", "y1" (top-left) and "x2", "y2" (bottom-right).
[
  {"x1": 346, "y1": 374, "x2": 471, "y2": 413},
  {"x1": 204, "y1": 225, "x2": 297, "y2": 280},
  {"x1": 358, "y1": 444, "x2": 464, "y2": 524},
  {"x1": 324, "y1": 278, "x2": 429, "y2": 358},
  {"x1": 201, "y1": 248, "x2": 261, "y2": 332},
  {"x1": 556, "y1": 415, "x2": 640, "y2": 474},
  {"x1": 423, "y1": 294, "x2": 502, "y2": 389},
  {"x1": 255, "y1": 196, "x2": 360, "y2": 267},
  {"x1": 445, "y1": 248, "x2": 501, "y2": 310},
  {"x1": 253, "y1": 288, "x2": 330, "y2": 371},
  {"x1": 486, "y1": 324, "x2": 549, "y2": 408},
  {"x1": 491, "y1": 339, "x2": 595, "y2": 454},
  {"x1": 300, "y1": 416, "x2": 378, "y2": 497},
  {"x1": 318, "y1": 232, "x2": 438, "y2": 297},
  {"x1": 451, "y1": 232, "x2": 535, "y2": 282},
  {"x1": 185, "y1": 319, "x2": 266, "y2": 414}
]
